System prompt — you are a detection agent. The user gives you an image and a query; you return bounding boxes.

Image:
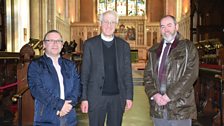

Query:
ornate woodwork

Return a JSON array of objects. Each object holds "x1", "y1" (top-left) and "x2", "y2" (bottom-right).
[{"x1": 191, "y1": 0, "x2": 224, "y2": 45}]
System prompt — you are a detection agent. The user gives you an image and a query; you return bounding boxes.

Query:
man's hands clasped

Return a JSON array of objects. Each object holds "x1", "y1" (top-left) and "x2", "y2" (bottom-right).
[{"x1": 153, "y1": 93, "x2": 171, "y2": 106}]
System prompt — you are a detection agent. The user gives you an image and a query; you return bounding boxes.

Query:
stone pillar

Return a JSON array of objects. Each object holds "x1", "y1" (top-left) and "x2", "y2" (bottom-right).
[
  {"x1": 30, "y1": 0, "x2": 41, "y2": 39},
  {"x1": 44, "y1": 0, "x2": 56, "y2": 31},
  {"x1": 65, "y1": 0, "x2": 69, "y2": 18},
  {"x1": 6, "y1": 0, "x2": 12, "y2": 51},
  {"x1": 148, "y1": 0, "x2": 165, "y2": 22},
  {"x1": 80, "y1": 0, "x2": 94, "y2": 22}
]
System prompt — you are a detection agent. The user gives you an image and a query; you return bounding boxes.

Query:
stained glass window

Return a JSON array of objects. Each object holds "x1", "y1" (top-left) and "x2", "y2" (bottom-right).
[
  {"x1": 97, "y1": 0, "x2": 146, "y2": 16},
  {"x1": 128, "y1": 0, "x2": 136, "y2": 16},
  {"x1": 117, "y1": 0, "x2": 126, "y2": 16},
  {"x1": 137, "y1": 0, "x2": 145, "y2": 16},
  {"x1": 107, "y1": 0, "x2": 116, "y2": 11},
  {"x1": 98, "y1": 0, "x2": 106, "y2": 15}
]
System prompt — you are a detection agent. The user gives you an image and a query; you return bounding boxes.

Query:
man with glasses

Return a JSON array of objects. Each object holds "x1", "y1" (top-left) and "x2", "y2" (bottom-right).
[
  {"x1": 28, "y1": 30, "x2": 80, "y2": 126},
  {"x1": 80, "y1": 10, "x2": 133, "y2": 126}
]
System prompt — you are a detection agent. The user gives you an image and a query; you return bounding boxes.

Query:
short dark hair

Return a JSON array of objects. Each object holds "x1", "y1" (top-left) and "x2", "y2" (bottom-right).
[
  {"x1": 160, "y1": 15, "x2": 177, "y2": 26},
  {"x1": 43, "y1": 30, "x2": 63, "y2": 41}
]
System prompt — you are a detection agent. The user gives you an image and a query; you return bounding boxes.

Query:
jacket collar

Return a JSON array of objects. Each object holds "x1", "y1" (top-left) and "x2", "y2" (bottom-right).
[
  {"x1": 156, "y1": 32, "x2": 181, "y2": 58},
  {"x1": 43, "y1": 53, "x2": 63, "y2": 66}
]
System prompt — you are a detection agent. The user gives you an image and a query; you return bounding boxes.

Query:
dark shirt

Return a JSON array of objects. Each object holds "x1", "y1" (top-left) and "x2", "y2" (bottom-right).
[{"x1": 102, "y1": 40, "x2": 119, "y2": 95}]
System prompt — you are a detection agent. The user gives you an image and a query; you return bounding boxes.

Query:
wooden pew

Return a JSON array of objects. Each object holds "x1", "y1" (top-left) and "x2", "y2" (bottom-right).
[
  {"x1": 12, "y1": 44, "x2": 35, "y2": 126},
  {"x1": 212, "y1": 47, "x2": 224, "y2": 126},
  {"x1": 195, "y1": 47, "x2": 224, "y2": 126},
  {"x1": 212, "y1": 72, "x2": 224, "y2": 126},
  {"x1": 0, "y1": 52, "x2": 19, "y2": 125}
]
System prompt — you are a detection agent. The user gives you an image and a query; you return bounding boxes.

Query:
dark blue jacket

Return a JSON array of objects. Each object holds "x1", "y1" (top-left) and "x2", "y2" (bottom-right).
[{"x1": 28, "y1": 54, "x2": 80, "y2": 126}]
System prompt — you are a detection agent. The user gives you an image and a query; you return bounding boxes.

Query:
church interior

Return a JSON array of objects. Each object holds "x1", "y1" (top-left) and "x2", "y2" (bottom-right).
[{"x1": 0, "y1": 0, "x2": 224, "y2": 125}]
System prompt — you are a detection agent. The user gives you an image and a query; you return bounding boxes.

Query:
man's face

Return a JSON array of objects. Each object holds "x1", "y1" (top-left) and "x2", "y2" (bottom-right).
[
  {"x1": 43, "y1": 32, "x2": 63, "y2": 57},
  {"x1": 160, "y1": 17, "x2": 178, "y2": 42},
  {"x1": 101, "y1": 13, "x2": 117, "y2": 38}
]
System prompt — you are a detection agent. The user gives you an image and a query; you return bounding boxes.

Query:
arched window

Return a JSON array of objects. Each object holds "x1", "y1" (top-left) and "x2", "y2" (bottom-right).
[{"x1": 97, "y1": 0, "x2": 146, "y2": 16}]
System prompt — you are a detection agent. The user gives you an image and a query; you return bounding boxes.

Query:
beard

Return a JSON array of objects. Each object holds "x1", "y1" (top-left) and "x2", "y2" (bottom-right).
[{"x1": 162, "y1": 31, "x2": 177, "y2": 42}]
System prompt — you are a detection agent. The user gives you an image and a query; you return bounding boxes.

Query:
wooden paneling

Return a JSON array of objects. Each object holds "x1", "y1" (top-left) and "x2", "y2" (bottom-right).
[{"x1": 0, "y1": 0, "x2": 6, "y2": 51}]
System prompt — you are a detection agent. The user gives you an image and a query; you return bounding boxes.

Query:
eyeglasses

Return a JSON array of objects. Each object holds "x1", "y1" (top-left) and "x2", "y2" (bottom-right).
[
  {"x1": 102, "y1": 20, "x2": 117, "y2": 25},
  {"x1": 44, "y1": 39, "x2": 63, "y2": 43}
]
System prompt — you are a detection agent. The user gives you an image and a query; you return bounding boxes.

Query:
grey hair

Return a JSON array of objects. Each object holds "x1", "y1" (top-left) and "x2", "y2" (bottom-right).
[
  {"x1": 99, "y1": 10, "x2": 119, "y2": 23},
  {"x1": 160, "y1": 15, "x2": 177, "y2": 26}
]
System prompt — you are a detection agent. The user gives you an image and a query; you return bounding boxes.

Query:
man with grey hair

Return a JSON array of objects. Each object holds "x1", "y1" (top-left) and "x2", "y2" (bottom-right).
[
  {"x1": 144, "y1": 15, "x2": 199, "y2": 126},
  {"x1": 80, "y1": 10, "x2": 133, "y2": 126}
]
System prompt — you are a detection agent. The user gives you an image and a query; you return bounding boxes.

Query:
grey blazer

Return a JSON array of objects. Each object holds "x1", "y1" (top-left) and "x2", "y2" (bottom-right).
[{"x1": 80, "y1": 35, "x2": 133, "y2": 109}]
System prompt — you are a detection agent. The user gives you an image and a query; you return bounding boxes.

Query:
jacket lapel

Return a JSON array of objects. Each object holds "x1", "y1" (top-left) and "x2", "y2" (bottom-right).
[
  {"x1": 96, "y1": 36, "x2": 105, "y2": 76},
  {"x1": 114, "y1": 37, "x2": 119, "y2": 70}
]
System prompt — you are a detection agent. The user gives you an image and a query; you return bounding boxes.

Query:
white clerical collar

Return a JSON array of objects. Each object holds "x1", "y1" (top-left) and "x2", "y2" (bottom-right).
[{"x1": 101, "y1": 33, "x2": 114, "y2": 42}]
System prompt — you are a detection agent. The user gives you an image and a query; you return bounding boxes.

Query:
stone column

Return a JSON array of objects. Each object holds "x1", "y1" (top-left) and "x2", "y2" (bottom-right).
[
  {"x1": 47, "y1": 0, "x2": 56, "y2": 30},
  {"x1": 30, "y1": 0, "x2": 41, "y2": 39}
]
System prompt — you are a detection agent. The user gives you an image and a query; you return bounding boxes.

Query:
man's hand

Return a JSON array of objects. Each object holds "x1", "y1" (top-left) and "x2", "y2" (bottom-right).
[
  {"x1": 152, "y1": 93, "x2": 169, "y2": 106},
  {"x1": 81, "y1": 100, "x2": 88, "y2": 113},
  {"x1": 162, "y1": 94, "x2": 171, "y2": 102},
  {"x1": 59, "y1": 100, "x2": 72, "y2": 117},
  {"x1": 125, "y1": 100, "x2": 133, "y2": 111}
]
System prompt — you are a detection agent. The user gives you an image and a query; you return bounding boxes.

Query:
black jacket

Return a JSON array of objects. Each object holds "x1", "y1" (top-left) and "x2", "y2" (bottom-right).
[{"x1": 81, "y1": 35, "x2": 133, "y2": 110}]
